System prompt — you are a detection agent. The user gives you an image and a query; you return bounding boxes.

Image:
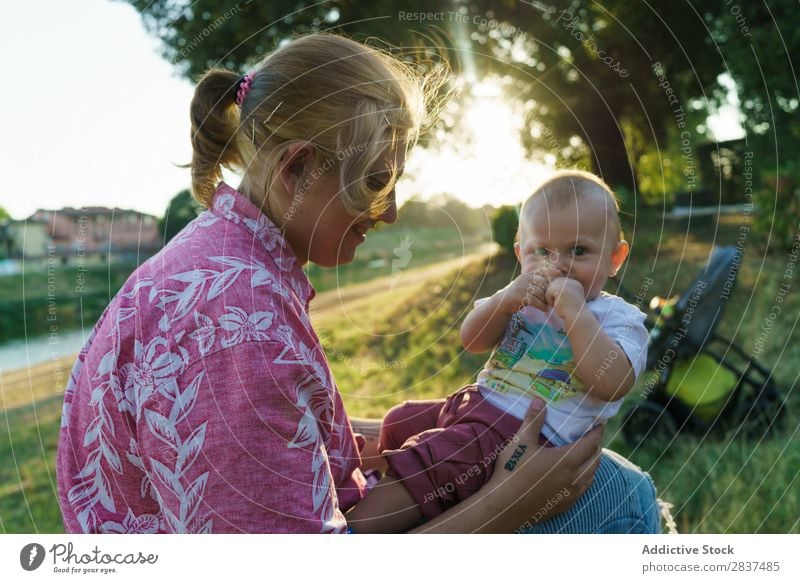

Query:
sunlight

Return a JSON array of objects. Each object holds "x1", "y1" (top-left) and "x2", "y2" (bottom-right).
[{"x1": 401, "y1": 78, "x2": 552, "y2": 210}]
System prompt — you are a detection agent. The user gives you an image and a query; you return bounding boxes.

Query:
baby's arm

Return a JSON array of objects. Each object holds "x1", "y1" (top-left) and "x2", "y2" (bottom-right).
[
  {"x1": 461, "y1": 269, "x2": 553, "y2": 353},
  {"x1": 460, "y1": 293, "x2": 512, "y2": 353},
  {"x1": 546, "y1": 279, "x2": 635, "y2": 402}
]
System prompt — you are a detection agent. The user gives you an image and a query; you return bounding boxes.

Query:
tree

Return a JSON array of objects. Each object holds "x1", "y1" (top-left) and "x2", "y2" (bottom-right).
[
  {"x1": 491, "y1": 205, "x2": 518, "y2": 256},
  {"x1": 0, "y1": 206, "x2": 9, "y2": 220},
  {"x1": 159, "y1": 189, "x2": 202, "y2": 244},
  {"x1": 121, "y1": 1, "x2": 794, "y2": 200}
]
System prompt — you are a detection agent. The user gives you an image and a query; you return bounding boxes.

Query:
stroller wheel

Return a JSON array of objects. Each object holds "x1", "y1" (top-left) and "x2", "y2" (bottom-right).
[
  {"x1": 622, "y1": 401, "x2": 678, "y2": 448},
  {"x1": 744, "y1": 391, "x2": 787, "y2": 438}
]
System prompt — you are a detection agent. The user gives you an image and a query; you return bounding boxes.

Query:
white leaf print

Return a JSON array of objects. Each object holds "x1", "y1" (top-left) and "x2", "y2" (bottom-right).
[
  {"x1": 176, "y1": 422, "x2": 207, "y2": 473},
  {"x1": 100, "y1": 520, "x2": 125, "y2": 533},
  {"x1": 101, "y1": 440, "x2": 123, "y2": 474},
  {"x1": 273, "y1": 256, "x2": 296, "y2": 272},
  {"x1": 189, "y1": 320, "x2": 215, "y2": 356},
  {"x1": 125, "y1": 450, "x2": 144, "y2": 471},
  {"x1": 288, "y1": 412, "x2": 318, "y2": 450},
  {"x1": 161, "y1": 505, "x2": 184, "y2": 533},
  {"x1": 139, "y1": 475, "x2": 152, "y2": 500},
  {"x1": 214, "y1": 193, "x2": 239, "y2": 223},
  {"x1": 275, "y1": 325, "x2": 293, "y2": 345},
  {"x1": 60, "y1": 402, "x2": 71, "y2": 429},
  {"x1": 93, "y1": 350, "x2": 117, "y2": 380},
  {"x1": 290, "y1": 378, "x2": 342, "y2": 532},
  {"x1": 207, "y1": 267, "x2": 243, "y2": 300},
  {"x1": 250, "y1": 311, "x2": 274, "y2": 330},
  {"x1": 74, "y1": 450, "x2": 102, "y2": 480},
  {"x1": 114, "y1": 307, "x2": 137, "y2": 329},
  {"x1": 144, "y1": 409, "x2": 180, "y2": 447},
  {"x1": 121, "y1": 280, "x2": 153, "y2": 300},
  {"x1": 90, "y1": 387, "x2": 105, "y2": 406},
  {"x1": 96, "y1": 468, "x2": 116, "y2": 513},
  {"x1": 172, "y1": 279, "x2": 206, "y2": 321},
  {"x1": 158, "y1": 313, "x2": 170, "y2": 332},
  {"x1": 170, "y1": 372, "x2": 203, "y2": 425},
  {"x1": 210, "y1": 255, "x2": 255, "y2": 271},
  {"x1": 250, "y1": 267, "x2": 272, "y2": 288},
  {"x1": 181, "y1": 472, "x2": 208, "y2": 526},
  {"x1": 311, "y1": 449, "x2": 331, "y2": 512},
  {"x1": 170, "y1": 269, "x2": 215, "y2": 283},
  {"x1": 149, "y1": 459, "x2": 179, "y2": 495},
  {"x1": 83, "y1": 416, "x2": 103, "y2": 447}
]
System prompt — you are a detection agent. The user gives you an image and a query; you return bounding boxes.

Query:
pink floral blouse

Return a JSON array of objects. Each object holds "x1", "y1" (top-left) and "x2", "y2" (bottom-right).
[{"x1": 57, "y1": 183, "x2": 367, "y2": 533}]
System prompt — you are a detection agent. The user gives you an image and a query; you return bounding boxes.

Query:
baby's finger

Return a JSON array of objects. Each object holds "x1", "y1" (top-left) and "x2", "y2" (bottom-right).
[{"x1": 516, "y1": 397, "x2": 547, "y2": 441}]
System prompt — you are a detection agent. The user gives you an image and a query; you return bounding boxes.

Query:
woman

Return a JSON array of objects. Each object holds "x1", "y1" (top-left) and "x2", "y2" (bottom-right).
[{"x1": 56, "y1": 33, "x2": 660, "y2": 533}]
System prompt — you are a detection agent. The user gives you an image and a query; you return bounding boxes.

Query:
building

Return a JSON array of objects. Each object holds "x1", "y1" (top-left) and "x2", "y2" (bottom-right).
[
  {"x1": 29, "y1": 207, "x2": 162, "y2": 257},
  {"x1": 0, "y1": 217, "x2": 52, "y2": 259}
]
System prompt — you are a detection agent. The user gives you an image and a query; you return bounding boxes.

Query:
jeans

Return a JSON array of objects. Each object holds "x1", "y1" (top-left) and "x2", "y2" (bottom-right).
[{"x1": 519, "y1": 448, "x2": 662, "y2": 534}]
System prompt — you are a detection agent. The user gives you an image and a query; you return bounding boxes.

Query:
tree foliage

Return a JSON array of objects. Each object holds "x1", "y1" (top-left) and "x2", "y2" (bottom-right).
[
  {"x1": 491, "y1": 204, "x2": 518, "y2": 256},
  {"x1": 159, "y1": 189, "x2": 202, "y2": 244},
  {"x1": 122, "y1": 0, "x2": 798, "y2": 207}
]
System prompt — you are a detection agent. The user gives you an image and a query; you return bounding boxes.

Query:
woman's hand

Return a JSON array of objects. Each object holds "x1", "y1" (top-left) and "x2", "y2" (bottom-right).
[
  {"x1": 480, "y1": 397, "x2": 602, "y2": 532},
  {"x1": 411, "y1": 398, "x2": 602, "y2": 533}
]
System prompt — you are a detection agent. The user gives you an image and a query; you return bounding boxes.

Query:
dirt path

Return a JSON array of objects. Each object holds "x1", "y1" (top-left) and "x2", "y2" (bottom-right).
[
  {"x1": 1, "y1": 246, "x2": 495, "y2": 411},
  {"x1": 310, "y1": 244, "x2": 494, "y2": 318}
]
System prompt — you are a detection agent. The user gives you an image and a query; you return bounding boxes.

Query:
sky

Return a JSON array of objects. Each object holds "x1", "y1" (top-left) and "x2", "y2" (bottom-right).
[{"x1": 0, "y1": 1, "x2": 745, "y2": 220}]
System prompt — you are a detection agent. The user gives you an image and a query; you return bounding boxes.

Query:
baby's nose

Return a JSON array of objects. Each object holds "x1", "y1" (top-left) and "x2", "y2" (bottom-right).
[{"x1": 548, "y1": 251, "x2": 569, "y2": 274}]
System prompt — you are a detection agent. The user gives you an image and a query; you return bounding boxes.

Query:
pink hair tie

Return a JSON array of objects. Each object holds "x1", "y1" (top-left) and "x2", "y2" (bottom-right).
[{"x1": 235, "y1": 72, "x2": 255, "y2": 107}]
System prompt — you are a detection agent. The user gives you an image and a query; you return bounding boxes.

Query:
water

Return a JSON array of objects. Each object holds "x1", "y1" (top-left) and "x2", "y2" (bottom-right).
[{"x1": 0, "y1": 328, "x2": 89, "y2": 374}]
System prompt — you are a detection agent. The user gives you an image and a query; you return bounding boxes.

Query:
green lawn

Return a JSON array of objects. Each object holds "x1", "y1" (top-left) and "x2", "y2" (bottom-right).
[{"x1": 317, "y1": 213, "x2": 799, "y2": 533}]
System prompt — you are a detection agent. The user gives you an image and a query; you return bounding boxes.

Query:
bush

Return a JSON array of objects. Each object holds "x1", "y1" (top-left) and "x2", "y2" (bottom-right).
[
  {"x1": 491, "y1": 205, "x2": 519, "y2": 256},
  {"x1": 159, "y1": 189, "x2": 202, "y2": 245},
  {"x1": 753, "y1": 161, "x2": 800, "y2": 253}
]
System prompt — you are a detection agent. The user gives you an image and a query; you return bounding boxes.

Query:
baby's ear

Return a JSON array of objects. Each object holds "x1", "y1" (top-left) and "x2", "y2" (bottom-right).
[
  {"x1": 514, "y1": 242, "x2": 521, "y2": 263},
  {"x1": 610, "y1": 240, "x2": 630, "y2": 276}
]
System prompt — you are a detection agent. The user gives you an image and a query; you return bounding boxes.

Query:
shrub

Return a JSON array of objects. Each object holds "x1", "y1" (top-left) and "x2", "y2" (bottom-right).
[{"x1": 491, "y1": 205, "x2": 519, "y2": 256}]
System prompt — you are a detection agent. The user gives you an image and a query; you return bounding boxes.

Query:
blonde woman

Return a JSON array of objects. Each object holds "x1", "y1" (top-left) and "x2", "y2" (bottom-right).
[{"x1": 56, "y1": 33, "x2": 659, "y2": 533}]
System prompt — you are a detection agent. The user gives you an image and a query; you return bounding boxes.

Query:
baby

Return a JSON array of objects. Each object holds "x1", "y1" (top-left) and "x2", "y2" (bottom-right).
[{"x1": 347, "y1": 170, "x2": 649, "y2": 533}]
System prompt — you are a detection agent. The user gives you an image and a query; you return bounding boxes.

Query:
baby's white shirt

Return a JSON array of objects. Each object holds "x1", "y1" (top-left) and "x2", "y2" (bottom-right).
[{"x1": 474, "y1": 292, "x2": 648, "y2": 446}]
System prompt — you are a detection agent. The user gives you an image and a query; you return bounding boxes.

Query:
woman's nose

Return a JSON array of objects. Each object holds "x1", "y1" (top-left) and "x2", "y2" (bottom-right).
[{"x1": 377, "y1": 197, "x2": 398, "y2": 224}]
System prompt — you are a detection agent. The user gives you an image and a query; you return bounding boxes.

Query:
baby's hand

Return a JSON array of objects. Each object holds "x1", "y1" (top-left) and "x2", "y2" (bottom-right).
[
  {"x1": 498, "y1": 267, "x2": 558, "y2": 314},
  {"x1": 545, "y1": 277, "x2": 585, "y2": 321}
]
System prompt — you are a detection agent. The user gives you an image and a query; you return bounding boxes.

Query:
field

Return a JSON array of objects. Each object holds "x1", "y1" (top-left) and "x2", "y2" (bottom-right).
[{"x1": 1, "y1": 214, "x2": 797, "y2": 533}]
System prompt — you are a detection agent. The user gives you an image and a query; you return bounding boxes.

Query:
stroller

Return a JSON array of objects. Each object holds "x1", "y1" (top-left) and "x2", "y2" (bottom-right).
[{"x1": 617, "y1": 246, "x2": 787, "y2": 447}]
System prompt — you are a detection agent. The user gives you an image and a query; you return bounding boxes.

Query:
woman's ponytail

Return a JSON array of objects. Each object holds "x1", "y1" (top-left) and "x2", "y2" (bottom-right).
[{"x1": 187, "y1": 69, "x2": 244, "y2": 207}]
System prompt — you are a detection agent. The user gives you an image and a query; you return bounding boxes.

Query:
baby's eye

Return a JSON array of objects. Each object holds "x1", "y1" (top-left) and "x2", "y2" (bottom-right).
[
  {"x1": 570, "y1": 246, "x2": 587, "y2": 256},
  {"x1": 534, "y1": 247, "x2": 549, "y2": 257}
]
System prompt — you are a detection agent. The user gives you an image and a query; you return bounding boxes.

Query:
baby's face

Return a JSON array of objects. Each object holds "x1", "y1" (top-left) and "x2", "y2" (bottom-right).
[{"x1": 515, "y1": 192, "x2": 627, "y2": 300}]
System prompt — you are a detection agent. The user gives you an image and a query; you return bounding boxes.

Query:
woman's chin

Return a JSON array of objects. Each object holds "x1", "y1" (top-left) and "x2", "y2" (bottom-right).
[{"x1": 312, "y1": 249, "x2": 357, "y2": 268}]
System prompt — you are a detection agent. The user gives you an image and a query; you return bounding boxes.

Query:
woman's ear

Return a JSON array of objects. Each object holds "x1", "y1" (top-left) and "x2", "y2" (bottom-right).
[
  {"x1": 277, "y1": 142, "x2": 314, "y2": 197},
  {"x1": 610, "y1": 240, "x2": 630, "y2": 276}
]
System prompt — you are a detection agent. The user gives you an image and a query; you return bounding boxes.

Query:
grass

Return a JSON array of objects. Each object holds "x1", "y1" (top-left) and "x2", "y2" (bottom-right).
[
  {"x1": 316, "y1": 211, "x2": 799, "y2": 533},
  {"x1": 0, "y1": 396, "x2": 63, "y2": 533},
  {"x1": 0, "y1": 212, "x2": 797, "y2": 533}
]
